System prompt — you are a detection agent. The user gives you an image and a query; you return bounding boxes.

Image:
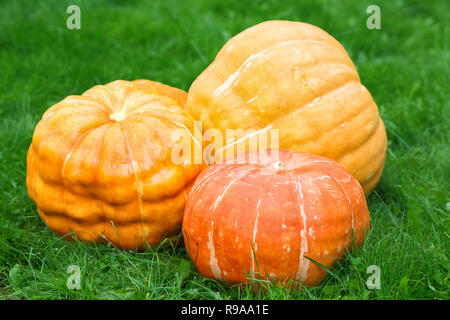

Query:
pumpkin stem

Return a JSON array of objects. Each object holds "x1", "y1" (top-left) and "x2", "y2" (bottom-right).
[{"x1": 273, "y1": 161, "x2": 284, "y2": 172}]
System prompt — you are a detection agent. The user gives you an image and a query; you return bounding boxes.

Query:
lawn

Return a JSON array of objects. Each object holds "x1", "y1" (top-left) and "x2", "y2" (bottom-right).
[{"x1": 0, "y1": 0, "x2": 449, "y2": 300}]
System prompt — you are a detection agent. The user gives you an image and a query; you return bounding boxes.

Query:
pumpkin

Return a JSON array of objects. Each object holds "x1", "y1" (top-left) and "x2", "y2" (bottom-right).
[
  {"x1": 26, "y1": 79, "x2": 204, "y2": 250},
  {"x1": 182, "y1": 149, "x2": 370, "y2": 287},
  {"x1": 186, "y1": 20, "x2": 387, "y2": 193}
]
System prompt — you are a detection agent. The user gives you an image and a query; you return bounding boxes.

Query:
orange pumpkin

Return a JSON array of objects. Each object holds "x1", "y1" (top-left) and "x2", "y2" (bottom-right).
[
  {"x1": 186, "y1": 20, "x2": 387, "y2": 193},
  {"x1": 182, "y1": 149, "x2": 370, "y2": 287},
  {"x1": 26, "y1": 79, "x2": 204, "y2": 250}
]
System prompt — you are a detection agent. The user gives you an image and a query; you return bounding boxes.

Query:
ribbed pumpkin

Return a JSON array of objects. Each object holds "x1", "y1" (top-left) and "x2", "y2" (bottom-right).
[
  {"x1": 26, "y1": 79, "x2": 204, "y2": 250},
  {"x1": 186, "y1": 20, "x2": 387, "y2": 193},
  {"x1": 182, "y1": 149, "x2": 370, "y2": 287}
]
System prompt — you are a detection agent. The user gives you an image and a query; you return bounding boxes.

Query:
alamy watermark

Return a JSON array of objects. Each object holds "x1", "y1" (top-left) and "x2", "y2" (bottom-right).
[
  {"x1": 66, "y1": 5, "x2": 81, "y2": 30},
  {"x1": 66, "y1": 265, "x2": 81, "y2": 290},
  {"x1": 366, "y1": 265, "x2": 381, "y2": 289},
  {"x1": 170, "y1": 120, "x2": 280, "y2": 166},
  {"x1": 366, "y1": 5, "x2": 381, "y2": 30}
]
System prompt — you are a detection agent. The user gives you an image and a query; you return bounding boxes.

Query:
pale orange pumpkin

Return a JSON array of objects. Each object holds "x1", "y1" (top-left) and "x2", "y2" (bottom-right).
[
  {"x1": 182, "y1": 149, "x2": 370, "y2": 287},
  {"x1": 186, "y1": 20, "x2": 387, "y2": 193},
  {"x1": 26, "y1": 79, "x2": 204, "y2": 250}
]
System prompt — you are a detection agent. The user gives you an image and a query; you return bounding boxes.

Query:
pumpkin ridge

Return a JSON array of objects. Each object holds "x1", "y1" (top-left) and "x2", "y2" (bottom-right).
[
  {"x1": 36, "y1": 179, "x2": 191, "y2": 226},
  {"x1": 35, "y1": 153, "x2": 195, "y2": 208},
  {"x1": 291, "y1": 174, "x2": 310, "y2": 282},
  {"x1": 277, "y1": 68, "x2": 360, "y2": 122},
  {"x1": 213, "y1": 24, "x2": 350, "y2": 86},
  {"x1": 83, "y1": 85, "x2": 115, "y2": 111},
  {"x1": 272, "y1": 79, "x2": 361, "y2": 128},
  {"x1": 272, "y1": 82, "x2": 368, "y2": 153},
  {"x1": 250, "y1": 198, "x2": 263, "y2": 278},
  {"x1": 127, "y1": 109, "x2": 192, "y2": 132},
  {"x1": 61, "y1": 122, "x2": 111, "y2": 180},
  {"x1": 201, "y1": 39, "x2": 357, "y2": 125},
  {"x1": 335, "y1": 112, "x2": 381, "y2": 162},
  {"x1": 284, "y1": 89, "x2": 378, "y2": 157},
  {"x1": 225, "y1": 61, "x2": 360, "y2": 127},
  {"x1": 359, "y1": 137, "x2": 387, "y2": 188},
  {"x1": 125, "y1": 101, "x2": 171, "y2": 117},
  {"x1": 37, "y1": 210, "x2": 178, "y2": 230},
  {"x1": 64, "y1": 96, "x2": 112, "y2": 114},
  {"x1": 338, "y1": 120, "x2": 387, "y2": 188},
  {"x1": 134, "y1": 112, "x2": 203, "y2": 156},
  {"x1": 129, "y1": 118, "x2": 173, "y2": 156},
  {"x1": 42, "y1": 99, "x2": 110, "y2": 121},
  {"x1": 322, "y1": 170, "x2": 356, "y2": 231},
  {"x1": 209, "y1": 166, "x2": 257, "y2": 281},
  {"x1": 59, "y1": 122, "x2": 111, "y2": 220},
  {"x1": 120, "y1": 124, "x2": 146, "y2": 240},
  {"x1": 363, "y1": 159, "x2": 385, "y2": 193}
]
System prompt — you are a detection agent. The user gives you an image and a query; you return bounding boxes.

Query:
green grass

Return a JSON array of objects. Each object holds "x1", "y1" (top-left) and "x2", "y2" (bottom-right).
[{"x1": 0, "y1": 0, "x2": 449, "y2": 300}]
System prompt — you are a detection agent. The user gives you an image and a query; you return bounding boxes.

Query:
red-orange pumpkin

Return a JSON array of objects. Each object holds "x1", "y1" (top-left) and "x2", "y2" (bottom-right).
[{"x1": 182, "y1": 149, "x2": 370, "y2": 287}]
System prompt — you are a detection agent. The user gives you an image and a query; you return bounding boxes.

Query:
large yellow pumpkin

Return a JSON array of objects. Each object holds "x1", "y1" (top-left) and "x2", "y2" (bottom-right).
[
  {"x1": 186, "y1": 20, "x2": 387, "y2": 193},
  {"x1": 27, "y1": 79, "x2": 204, "y2": 250}
]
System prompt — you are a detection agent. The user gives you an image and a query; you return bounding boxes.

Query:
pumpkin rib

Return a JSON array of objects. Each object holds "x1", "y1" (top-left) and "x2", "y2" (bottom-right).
[
  {"x1": 36, "y1": 160, "x2": 195, "y2": 207},
  {"x1": 130, "y1": 113, "x2": 203, "y2": 174},
  {"x1": 296, "y1": 93, "x2": 376, "y2": 157},
  {"x1": 39, "y1": 210, "x2": 179, "y2": 244},
  {"x1": 201, "y1": 77, "x2": 361, "y2": 136},
  {"x1": 42, "y1": 101, "x2": 109, "y2": 122},
  {"x1": 338, "y1": 119, "x2": 387, "y2": 186},
  {"x1": 130, "y1": 118, "x2": 173, "y2": 158},
  {"x1": 356, "y1": 136, "x2": 387, "y2": 191},
  {"x1": 208, "y1": 166, "x2": 259, "y2": 281},
  {"x1": 38, "y1": 104, "x2": 110, "y2": 140},
  {"x1": 227, "y1": 61, "x2": 360, "y2": 127},
  {"x1": 319, "y1": 169, "x2": 356, "y2": 231},
  {"x1": 120, "y1": 124, "x2": 146, "y2": 241},
  {"x1": 275, "y1": 81, "x2": 372, "y2": 153},
  {"x1": 212, "y1": 29, "x2": 351, "y2": 88},
  {"x1": 131, "y1": 79, "x2": 187, "y2": 107},
  {"x1": 363, "y1": 159, "x2": 386, "y2": 194},
  {"x1": 139, "y1": 111, "x2": 203, "y2": 155},
  {"x1": 201, "y1": 43, "x2": 358, "y2": 126},
  {"x1": 125, "y1": 101, "x2": 176, "y2": 117},
  {"x1": 336, "y1": 118, "x2": 381, "y2": 165},
  {"x1": 335, "y1": 112, "x2": 381, "y2": 163},
  {"x1": 63, "y1": 96, "x2": 112, "y2": 115},
  {"x1": 83, "y1": 85, "x2": 116, "y2": 111},
  {"x1": 127, "y1": 108, "x2": 194, "y2": 133},
  {"x1": 291, "y1": 174, "x2": 310, "y2": 283},
  {"x1": 250, "y1": 197, "x2": 263, "y2": 278},
  {"x1": 287, "y1": 38, "x2": 352, "y2": 57},
  {"x1": 36, "y1": 179, "x2": 190, "y2": 226},
  {"x1": 289, "y1": 167, "x2": 355, "y2": 237},
  {"x1": 59, "y1": 122, "x2": 112, "y2": 222},
  {"x1": 61, "y1": 122, "x2": 112, "y2": 180},
  {"x1": 272, "y1": 79, "x2": 362, "y2": 130},
  {"x1": 127, "y1": 108, "x2": 192, "y2": 132}
]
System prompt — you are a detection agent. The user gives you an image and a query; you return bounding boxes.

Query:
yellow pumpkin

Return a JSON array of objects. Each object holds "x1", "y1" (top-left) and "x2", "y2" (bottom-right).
[
  {"x1": 26, "y1": 79, "x2": 204, "y2": 250},
  {"x1": 186, "y1": 20, "x2": 387, "y2": 193}
]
